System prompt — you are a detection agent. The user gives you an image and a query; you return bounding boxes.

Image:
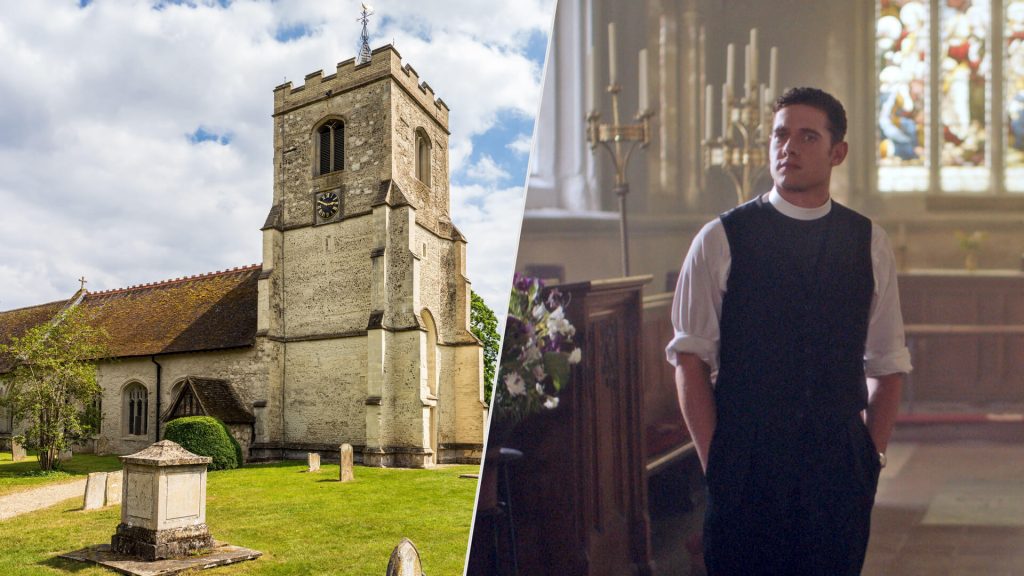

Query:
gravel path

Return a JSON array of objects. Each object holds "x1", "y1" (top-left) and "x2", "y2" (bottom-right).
[{"x1": 0, "y1": 478, "x2": 86, "y2": 521}]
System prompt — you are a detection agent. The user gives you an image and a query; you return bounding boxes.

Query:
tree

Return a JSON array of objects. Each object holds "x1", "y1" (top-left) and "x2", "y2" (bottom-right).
[
  {"x1": 0, "y1": 305, "x2": 107, "y2": 471},
  {"x1": 470, "y1": 291, "x2": 500, "y2": 404}
]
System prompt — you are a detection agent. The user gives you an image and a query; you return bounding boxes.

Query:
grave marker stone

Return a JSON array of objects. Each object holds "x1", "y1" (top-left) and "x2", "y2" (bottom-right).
[
  {"x1": 11, "y1": 440, "x2": 26, "y2": 462},
  {"x1": 83, "y1": 472, "x2": 108, "y2": 510},
  {"x1": 339, "y1": 443, "x2": 354, "y2": 483},
  {"x1": 386, "y1": 538, "x2": 422, "y2": 576},
  {"x1": 105, "y1": 470, "x2": 123, "y2": 506},
  {"x1": 307, "y1": 452, "x2": 320, "y2": 472}
]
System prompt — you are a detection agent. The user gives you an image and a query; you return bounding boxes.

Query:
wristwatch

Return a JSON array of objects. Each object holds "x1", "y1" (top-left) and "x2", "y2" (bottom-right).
[{"x1": 878, "y1": 452, "x2": 887, "y2": 469}]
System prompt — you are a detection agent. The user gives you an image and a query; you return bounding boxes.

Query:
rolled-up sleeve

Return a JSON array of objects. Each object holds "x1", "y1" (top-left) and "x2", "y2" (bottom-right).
[
  {"x1": 665, "y1": 220, "x2": 730, "y2": 373},
  {"x1": 864, "y1": 224, "x2": 913, "y2": 377}
]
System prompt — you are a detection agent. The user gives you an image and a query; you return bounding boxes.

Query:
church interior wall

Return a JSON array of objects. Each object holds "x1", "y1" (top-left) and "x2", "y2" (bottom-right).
[{"x1": 518, "y1": 0, "x2": 1024, "y2": 288}]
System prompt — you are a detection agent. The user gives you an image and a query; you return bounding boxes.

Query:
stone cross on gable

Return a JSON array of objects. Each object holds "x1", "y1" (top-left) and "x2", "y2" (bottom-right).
[{"x1": 79, "y1": 276, "x2": 87, "y2": 291}]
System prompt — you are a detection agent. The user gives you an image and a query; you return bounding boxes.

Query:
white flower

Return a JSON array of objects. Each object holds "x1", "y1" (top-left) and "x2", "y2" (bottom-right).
[
  {"x1": 523, "y1": 344, "x2": 542, "y2": 362},
  {"x1": 504, "y1": 373, "x2": 527, "y2": 397},
  {"x1": 532, "y1": 365, "x2": 547, "y2": 381},
  {"x1": 532, "y1": 303, "x2": 546, "y2": 321},
  {"x1": 543, "y1": 396, "x2": 559, "y2": 409},
  {"x1": 535, "y1": 383, "x2": 545, "y2": 394},
  {"x1": 568, "y1": 348, "x2": 582, "y2": 364},
  {"x1": 546, "y1": 306, "x2": 575, "y2": 336}
]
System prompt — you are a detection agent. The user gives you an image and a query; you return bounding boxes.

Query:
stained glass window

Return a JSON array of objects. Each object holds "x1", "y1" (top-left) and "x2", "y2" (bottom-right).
[
  {"x1": 877, "y1": 0, "x2": 930, "y2": 192},
  {"x1": 1006, "y1": 1, "x2": 1024, "y2": 190},
  {"x1": 940, "y1": 0, "x2": 990, "y2": 192}
]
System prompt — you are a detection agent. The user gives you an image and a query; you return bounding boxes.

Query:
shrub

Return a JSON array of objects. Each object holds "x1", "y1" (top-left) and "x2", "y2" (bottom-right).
[{"x1": 164, "y1": 416, "x2": 240, "y2": 470}]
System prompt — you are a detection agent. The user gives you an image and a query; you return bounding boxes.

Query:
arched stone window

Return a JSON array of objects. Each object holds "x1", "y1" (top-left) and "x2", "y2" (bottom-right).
[
  {"x1": 123, "y1": 383, "x2": 148, "y2": 437},
  {"x1": 316, "y1": 119, "x2": 345, "y2": 175},
  {"x1": 415, "y1": 128, "x2": 432, "y2": 187}
]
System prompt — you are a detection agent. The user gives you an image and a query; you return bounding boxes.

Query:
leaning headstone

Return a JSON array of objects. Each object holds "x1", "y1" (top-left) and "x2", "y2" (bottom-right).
[
  {"x1": 11, "y1": 440, "x2": 26, "y2": 462},
  {"x1": 83, "y1": 472, "x2": 108, "y2": 510},
  {"x1": 339, "y1": 443, "x2": 354, "y2": 483},
  {"x1": 111, "y1": 440, "x2": 213, "y2": 560},
  {"x1": 60, "y1": 449, "x2": 73, "y2": 462},
  {"x1": 104, "y1": 470, "x2": 123, "y2": 506},
  {"x1": 307, "y1": 452, "x2": 321, "y2": 473},
  {"x1": 386, "y1": 538, "x2": 423, "y2": 576}
]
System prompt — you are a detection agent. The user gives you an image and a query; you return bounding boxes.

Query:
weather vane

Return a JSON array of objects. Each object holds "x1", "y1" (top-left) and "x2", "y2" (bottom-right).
[{"x1": 356, "y1": 3, "x2": 374, "y2": 65}]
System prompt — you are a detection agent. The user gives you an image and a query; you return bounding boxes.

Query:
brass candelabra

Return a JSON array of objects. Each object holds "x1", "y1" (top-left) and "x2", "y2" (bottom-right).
[
  {"x1": 586, "y1": 22, "x2": 653, "y2": 277},
  {"x1": 703, "y1": 29, "x2": 778, "y2": 205}
]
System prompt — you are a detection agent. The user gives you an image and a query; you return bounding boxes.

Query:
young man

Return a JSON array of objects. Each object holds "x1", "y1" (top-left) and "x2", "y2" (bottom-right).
[{"x1": 666, "y1": 87, "x2": 911, "y2": 575}]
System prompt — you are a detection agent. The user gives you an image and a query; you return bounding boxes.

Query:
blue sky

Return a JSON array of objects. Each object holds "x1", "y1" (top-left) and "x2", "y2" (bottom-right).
[{"x1": 0, "y1": 0, "x2": 555, "y2": 319}]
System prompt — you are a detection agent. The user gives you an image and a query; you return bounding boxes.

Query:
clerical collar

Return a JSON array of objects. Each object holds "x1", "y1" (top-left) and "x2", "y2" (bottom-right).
[{"x1": 767, "y1": 189, "x2": 832, "y2": 221}]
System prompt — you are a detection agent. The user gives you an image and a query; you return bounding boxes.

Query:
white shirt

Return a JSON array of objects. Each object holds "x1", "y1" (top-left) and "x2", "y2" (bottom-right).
[{"x1": 665, "y1": 189, "x2": 913, "y2": 379}]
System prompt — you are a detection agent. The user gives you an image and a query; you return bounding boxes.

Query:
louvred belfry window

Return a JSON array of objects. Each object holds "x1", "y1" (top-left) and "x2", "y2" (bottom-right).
[{"x1": 318, "y1": 120, "x2": 345, "y2": 175}]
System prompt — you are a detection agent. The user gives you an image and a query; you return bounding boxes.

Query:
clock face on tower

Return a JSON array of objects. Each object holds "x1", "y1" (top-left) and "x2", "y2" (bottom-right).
[{"x1": 316, "y1": 191, "x2": 340, "y2": 221}]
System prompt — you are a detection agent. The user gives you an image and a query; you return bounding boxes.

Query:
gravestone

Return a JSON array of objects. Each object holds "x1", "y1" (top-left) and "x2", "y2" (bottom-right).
[
  {"x1": 11, "y1": 440, "x2": 26, "y2": 462},
  {"x1": 339, "y1": 443, "x2": 354, "y2": 483},
  {"x1": 307, "y1": 452, "x2": 320, "y2": 473},
  {"x1": 386, "y1": 538, "x2": 422, "y2": 576},
  {"x1": 111, "y1": 440, "x2": 214, "y2": 561},
  {"x1": 83, "y1": 472, "x2": 108, "y2": 510},
  {"x1": 105, "y1": 470, "x2": 123, "y2": 505},
  {"x1": 60, "y1": 449, "x2": 73, "y2": 461}
]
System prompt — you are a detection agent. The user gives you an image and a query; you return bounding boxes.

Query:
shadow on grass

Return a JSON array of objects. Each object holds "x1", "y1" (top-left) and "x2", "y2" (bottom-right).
[{"x1": 39, "y1": 554, "x2": 94, "y2": 573}]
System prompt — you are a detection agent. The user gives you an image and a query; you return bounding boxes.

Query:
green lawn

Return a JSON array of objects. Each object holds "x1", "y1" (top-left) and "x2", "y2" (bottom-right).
[
  {"x1": 0, "y1": 461, "x2": 479, "y2": 575},
  {"x1": 0, "y1": 453, "x2": 123, "y2": 497}
]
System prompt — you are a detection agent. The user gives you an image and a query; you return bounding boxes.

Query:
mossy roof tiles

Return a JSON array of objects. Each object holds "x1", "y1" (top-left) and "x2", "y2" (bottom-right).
[{"x1": 0, "y1": 265, "x2": 260, "y2": 371}]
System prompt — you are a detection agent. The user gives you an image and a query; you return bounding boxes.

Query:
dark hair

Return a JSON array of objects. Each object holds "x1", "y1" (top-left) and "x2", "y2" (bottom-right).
[{"x1": 772, "y1": 87, "x2": 847, "y2": 144}]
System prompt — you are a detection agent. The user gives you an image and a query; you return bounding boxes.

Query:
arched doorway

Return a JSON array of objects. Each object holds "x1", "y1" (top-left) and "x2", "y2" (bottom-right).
[{"x1": 421, "y1": 309, "x2": 439, "y2": 465}]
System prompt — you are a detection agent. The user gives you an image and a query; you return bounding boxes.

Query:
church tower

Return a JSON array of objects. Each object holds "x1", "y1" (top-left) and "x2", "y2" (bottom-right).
[{"x1": 255, "y1": 40, "x2": 485, "y2": 467}]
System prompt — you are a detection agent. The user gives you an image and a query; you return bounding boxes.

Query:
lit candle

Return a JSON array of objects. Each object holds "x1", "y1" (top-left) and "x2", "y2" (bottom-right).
[
  {"x1": 769, "y1": 46, "x2": 778, "y2": 100},
  {"x1": 722, "y1": 82, "x2": 729, "y2": 139},
  {"x1": 638, "y1": 49, "x2": 648, "y2": 112},
  {"x1": 745, "y1": 44, "x2": 752, "y2": 96},
  {"x1": 706, "y1": 84, "x2": 714, "y2": 140},
  {"x1": 608, "y1": 22, "x2": 618, "y2": 86},
  {"x1": 750, "y1": 28, "x2": 759, "y2": 87},
  {"x1": 587, "y1": 50, "x2": 596, "y2": 112},
  {"x1": 726, "y1": 43, "x2": 735, "y2": 95}
]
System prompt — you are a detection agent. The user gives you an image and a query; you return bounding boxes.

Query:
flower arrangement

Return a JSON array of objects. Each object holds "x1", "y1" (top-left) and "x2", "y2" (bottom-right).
[
  {"x1": 493, "y1": 275, "x2": 582, "y2": 425},
  {"x1": 954, "y1": 230, "x2": 986, "y2": 271}
]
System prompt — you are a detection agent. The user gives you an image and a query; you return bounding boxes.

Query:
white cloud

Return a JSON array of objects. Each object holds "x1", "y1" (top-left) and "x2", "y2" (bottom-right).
[
  {"x1": 450, "y1": 183, "x2": 528, "y2": 324},
  {"x1": 507, "y1": 133, "x2": 533, "y2": 156},
  {"x1": 466, "y1": 155, "x2": 511, "y2": 184},
  {"x1": 0, "y1": 0, "x2": 552, "y2": 317}
]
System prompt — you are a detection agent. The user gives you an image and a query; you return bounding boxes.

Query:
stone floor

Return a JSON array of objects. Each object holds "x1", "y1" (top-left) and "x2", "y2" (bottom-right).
[{"x1": 647, "y1": 422, "x2": 1024, "y2": 576}]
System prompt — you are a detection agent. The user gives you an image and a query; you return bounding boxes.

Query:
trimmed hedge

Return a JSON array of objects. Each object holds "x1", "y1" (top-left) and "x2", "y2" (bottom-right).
[{"x1": 164, "y1": 416, "x2": 241, "y2": 470}]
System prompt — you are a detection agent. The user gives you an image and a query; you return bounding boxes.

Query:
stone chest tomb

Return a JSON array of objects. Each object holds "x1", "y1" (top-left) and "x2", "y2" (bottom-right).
[{"x1": 111, "y1": 440, "x2": 214, "y2": 561}]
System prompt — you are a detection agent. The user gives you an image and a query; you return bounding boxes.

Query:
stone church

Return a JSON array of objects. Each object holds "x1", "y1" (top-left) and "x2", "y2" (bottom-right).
[{"x1": 0, "y1": 44, "x2": 486, "y2": 468}]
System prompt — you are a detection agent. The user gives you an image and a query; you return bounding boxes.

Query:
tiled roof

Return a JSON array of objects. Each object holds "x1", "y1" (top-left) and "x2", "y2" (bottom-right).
[
  {"x1": 0, "y1": 299, "x2": 72, "y2": 372},
  {"x1": 164, "y1": 376, "x2": 255, "y2": 425},
  {"x1": 0, "y1": 265, "x2": 261, "y2": 370}
]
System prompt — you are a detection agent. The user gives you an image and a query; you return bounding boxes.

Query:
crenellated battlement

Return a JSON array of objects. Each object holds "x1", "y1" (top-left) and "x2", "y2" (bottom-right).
[{"x1": 273, "y1": 44, "x2": 449, "y2": 128}]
